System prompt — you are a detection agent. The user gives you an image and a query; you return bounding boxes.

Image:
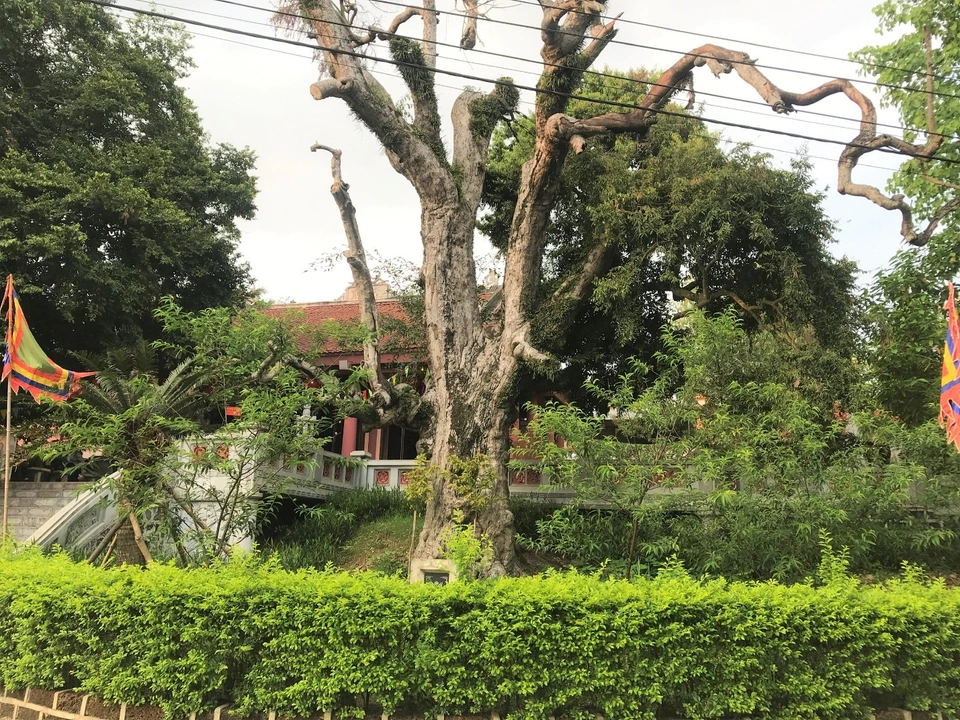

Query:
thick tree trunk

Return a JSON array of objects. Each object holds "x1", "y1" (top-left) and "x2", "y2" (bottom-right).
[
  {"x1": 412, "y1": 205, "x2": 520, "y2": 576},
  {"x1": 112, "y1": 517, "x2": 147, "y2": 566},
  {"x1": 414, "y1": 385, "x2": 518, "y2": 575}
]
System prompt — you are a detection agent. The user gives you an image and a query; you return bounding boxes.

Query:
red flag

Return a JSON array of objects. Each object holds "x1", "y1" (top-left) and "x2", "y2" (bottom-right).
[{"x1": 1, "y1": 276, "x2": 95, "y2": 402}]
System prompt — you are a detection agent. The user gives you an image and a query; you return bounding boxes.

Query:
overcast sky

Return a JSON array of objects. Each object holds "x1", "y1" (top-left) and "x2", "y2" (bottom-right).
[{"x1": 127, "y1": 0, "x2": 911, "y2": 302}]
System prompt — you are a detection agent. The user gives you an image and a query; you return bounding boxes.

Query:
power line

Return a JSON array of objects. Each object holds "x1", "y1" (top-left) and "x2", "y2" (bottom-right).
[
  {"x1": 82, "y1": 0, "x2": 960, "y2": 166},
  {"x1": 499, "y1": 0, "x2": 958, "y2": 86},
  {"x1": 188, "y1": 22, "x2": 909, "y2": 175},
  {"x1": 303, "y1": 0, "x2": 960, "y2": 101},
  {"x1": 146, "y1": 0, "x2": 900, "y2": 137},
  {"x1": 716, "y1": 138, "x2": 900, "y2": 173},
  {"x1": 186, "y1": 29, "x2": 493, "y2": 97},
  {"x1": 210, "y1": 0, "x2": 957, "y2": 137}
]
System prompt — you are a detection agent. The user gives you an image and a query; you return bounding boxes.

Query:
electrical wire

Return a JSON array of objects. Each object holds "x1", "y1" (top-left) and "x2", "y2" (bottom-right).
[
  {"x1": 171, "y1": 22, "x2": 916, "y2": 175},
  {"x1": 492, "y1": 0, "x2": 958, "y2": 86},
  {"x1": 257, "y1": 0, "x2": 960, "y2": 101},
  {"x1": 716, "y1": 138, "x2": 900, "y2": 173},
  {"x1": 143, "y1": 0, "x2": 905, "y2": 137},
  {"x1": 209, "y1": 0, "x2": 960, "y2": 136},
  {"x1": 80, "y1": 0, "x2": 960, "y2": 165}
]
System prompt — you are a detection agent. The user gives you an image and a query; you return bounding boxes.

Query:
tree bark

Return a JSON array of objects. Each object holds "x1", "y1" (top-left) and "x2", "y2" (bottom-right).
[
  {"x1": 283, "y1": 0, "x2": 952, "y2": 577},
  {"x1": 112, "y1": 517, "x2": 147, "y2": 566}
]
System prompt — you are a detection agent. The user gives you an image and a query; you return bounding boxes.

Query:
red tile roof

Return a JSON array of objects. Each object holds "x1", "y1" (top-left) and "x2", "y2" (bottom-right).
[{"x1": 263, "y1": 299, "x2": 417, "y2": 364}]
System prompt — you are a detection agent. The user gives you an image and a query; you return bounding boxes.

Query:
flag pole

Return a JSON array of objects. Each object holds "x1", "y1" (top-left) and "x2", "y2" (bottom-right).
[
  {"x1": 2, "y1": 376, "x2": 10, "y2": 543},
  {"x1": 2, "y1": 277, "x2": 10, "y2": 543}
]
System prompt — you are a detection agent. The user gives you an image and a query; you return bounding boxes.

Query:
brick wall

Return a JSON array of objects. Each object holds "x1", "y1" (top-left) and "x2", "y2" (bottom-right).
[
  {"x1": 0, "y1": 688, "x2": 946, "y2": 720},
  {"x1": 0, "y1": 482, "x2": 85, "y2": 542}
]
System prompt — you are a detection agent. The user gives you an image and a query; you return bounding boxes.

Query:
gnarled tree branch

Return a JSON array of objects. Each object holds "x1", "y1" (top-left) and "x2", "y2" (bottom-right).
[
  {"x1": 555, "y1": 44, "x2": 948, "y2": 246},
  {"x1": 311, "y1": 143, "x2": 396, "y2": 411},
  {"x1": 281, "y1": 0, "x2": 455, "y2": 204}
]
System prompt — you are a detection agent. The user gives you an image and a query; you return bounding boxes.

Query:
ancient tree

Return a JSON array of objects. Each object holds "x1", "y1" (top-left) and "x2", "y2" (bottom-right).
[{"x1": 274, "y1": 0, "x2": 955, "y2": 574}]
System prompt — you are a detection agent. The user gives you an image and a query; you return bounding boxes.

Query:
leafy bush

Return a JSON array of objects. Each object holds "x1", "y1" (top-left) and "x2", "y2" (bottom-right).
[
  {"x1": 2, "y1": 549, "x2": 960, "y2": 720},
  {"x1": 522, "y1": 493, "x2": 960, "y2": 582}
]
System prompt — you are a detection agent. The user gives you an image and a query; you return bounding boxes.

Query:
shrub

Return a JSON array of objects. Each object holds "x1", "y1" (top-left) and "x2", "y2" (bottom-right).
[
  {"x1": 2, "y1": 550, "x2": 960, "y2": 719},
  {"x1": 522, "y1": 494, "x2": 960, "y2": 582}
]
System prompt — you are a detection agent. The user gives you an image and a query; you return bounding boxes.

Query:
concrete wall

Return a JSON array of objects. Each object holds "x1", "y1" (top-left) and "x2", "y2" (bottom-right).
[{"x1": 1, "y1": 482, "x2": 85, "y2": 542}]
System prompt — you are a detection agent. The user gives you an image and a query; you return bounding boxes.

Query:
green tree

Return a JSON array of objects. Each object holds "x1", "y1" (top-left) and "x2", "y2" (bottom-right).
[
  {"x1": 0, "y1": 0, "x2": 257, "y2": 357},
  {"x1": 852, "y1": 0, "x2": 960, "y2": 247},
  {"x1": 481, "y1": 70, "x2": 860, "y2": 409},
  {"x1": 863, "y1": 235, "x2": 960, "y2": 425},
  {"x1": 38, "y1": 303, "x2": 349, "y2": 565},
  {"x1": 522, "y1": 311, "x2": 960, "y2": 580}
]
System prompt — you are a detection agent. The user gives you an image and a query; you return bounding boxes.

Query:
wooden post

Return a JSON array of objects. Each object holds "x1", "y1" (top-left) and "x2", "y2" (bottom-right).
[
  {"x1": 408, "y1": 509, "x2": 418, "y2": 578},
  {"x1": 128, "y1": 512, "x2": 153, "y2": 564},
  {"x1": 625, "y1": 515, "x2": 639, "y2": 581}
]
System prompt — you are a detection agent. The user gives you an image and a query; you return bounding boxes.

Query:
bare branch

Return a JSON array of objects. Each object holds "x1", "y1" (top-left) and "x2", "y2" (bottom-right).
[
  {"x1": 251, "y1": 347, "x2": 281, "y2": 381},
  {"x1": 344, "y1": 6, "x2": 425, "y2": 50},
  {"x1": 389, "y1": 6, "x2": 421, "y2": 36},
  {"x1": 294, "y1": 0, "x2": 454, "y2": 203},
  {"x1": 923, "y1": 175, "x2": 960, "y2": 192},
  {"x1": 421, "y1": 0, "x2": 438, "y2": 68},
  {"x1": 452, "y1": 82, "x2": 520, "y2": 214},
  {"x1": 282, "y1": 351, "x2": 324, "y2": 379},
  {"x1": 311, "y1": 145, "x2": 399, "y2": 410},
  {"x1": 308, "y1": 77, "x2": 354, "y2": 101},
  {"x1": 550, "y1": 241, "x2": 614, "y2": 307},
  {"x1": 461, "y1": 0, "x2": 479, "y2": 50},
  {"x1": 914, "y1": 195, "x2": 960, "y2": 245},
  {"x1": 535, "y1": 1, "x2": 618, "y2": 127},
  {"x1": 555, "y1": 44, "x2": 951, "y2": 246},
  {"x1": 574, "y1": 10, "x2": 621, "y2": 67},
  {"x1": 541, "y1": 0, "x2": 607, "y2": 58},
  {"x1": 512, "y1": 323, "x2": 551, "y2": 363}
]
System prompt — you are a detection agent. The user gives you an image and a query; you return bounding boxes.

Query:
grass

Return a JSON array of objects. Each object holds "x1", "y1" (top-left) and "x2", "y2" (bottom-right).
[
  {"x1": 261, "y1": 489, "x2": 422, "y2": 576},
  {"x1": 336, "y1": 512, "x2": 424, "y2": 574}
]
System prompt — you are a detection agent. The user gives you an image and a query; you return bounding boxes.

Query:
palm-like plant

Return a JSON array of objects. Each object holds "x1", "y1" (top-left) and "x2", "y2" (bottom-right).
[{"x1": 40, "y1": 343, "x2": 212, "y2": 564}]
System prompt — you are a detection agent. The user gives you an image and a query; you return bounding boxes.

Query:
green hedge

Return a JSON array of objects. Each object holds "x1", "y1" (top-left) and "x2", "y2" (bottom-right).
[{"x1": 1, "y1": 551, "x2": 960, "y2": 720}]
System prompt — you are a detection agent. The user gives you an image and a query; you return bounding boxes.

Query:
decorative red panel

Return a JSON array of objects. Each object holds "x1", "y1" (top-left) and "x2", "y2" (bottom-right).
[
  {"x1": 399, "y1": 471, "x2": 410, "y2": 485},
  {"x1": 322, "y1": 463, "x2": 330, "y2": 477},
  {"x1": 345, "y1": 467, "x2": 353, "y2": 483},
  {"x1": 376, "y1": 470, "x2": 391, "y2": 486},
  {"x1": 510, "y1": 469, "x2": 541, "y2": 485}
]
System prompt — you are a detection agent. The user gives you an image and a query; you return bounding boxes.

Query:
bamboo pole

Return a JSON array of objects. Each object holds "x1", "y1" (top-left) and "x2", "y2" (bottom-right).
[
  {"x1": 408, "y1": 509, "x2": 418, "y2": 577},
  {"x1": 2, "y1": 377, "x2": 10, "y2": 543},
  {"x1": 128, "y1": 512, "x2": 153, "y2": 564},
  {"x1": 99, "y1": 529, "x2": 120, "y2": 568},
  {"x1": 2, "y1": 277, "x2": 12, "y2": 543},
  {"x1": 87, "y1": 515, "x2": 127, "y2": 564}
]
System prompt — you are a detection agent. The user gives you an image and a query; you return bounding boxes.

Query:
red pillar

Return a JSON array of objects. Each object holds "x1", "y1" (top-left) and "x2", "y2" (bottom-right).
[{"x1": 341, "y1": 417, "x2": 358, "y2": 456}]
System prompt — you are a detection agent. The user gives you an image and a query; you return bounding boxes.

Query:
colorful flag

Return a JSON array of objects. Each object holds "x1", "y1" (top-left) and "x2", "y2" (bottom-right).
[
  {"x1": 941, "y1": 282, "x2": 960, "y2": 450},
  {"x1": 1, "y1": 275, "x2": 94, "y2": 402}
]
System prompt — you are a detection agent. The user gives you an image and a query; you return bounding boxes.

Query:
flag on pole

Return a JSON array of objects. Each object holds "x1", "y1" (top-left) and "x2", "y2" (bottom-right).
[
  {"x1": 940, "y1": 282, "x2": 960, "y2": 451},
  {"x1": 1, "y1": 275, "x2": 94, "y2": 402}
]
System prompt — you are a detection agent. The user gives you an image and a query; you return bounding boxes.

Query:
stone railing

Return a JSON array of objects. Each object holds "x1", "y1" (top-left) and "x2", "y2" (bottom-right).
[{"x1": 26, "y1": 474, "x2": 119, "y2": 554}]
